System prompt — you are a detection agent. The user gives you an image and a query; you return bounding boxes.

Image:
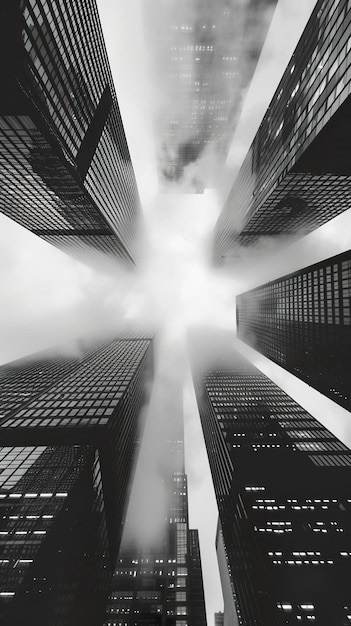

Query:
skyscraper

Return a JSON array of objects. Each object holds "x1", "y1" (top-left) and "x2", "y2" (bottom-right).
[
  {"x1": 0, "y1": 0, "x2": 141, "y2": 268},
  {"x1": 191, "y1": 334, "x2": 351, "y2": 625},
  {"x1": 236, "y1": 249, "x2": 351, "y2": 411},
  {"x1": 104, "y1": 383, "x2": 207, "y2": 626},
  {"x1": 0, "y1": 335, "x2": 154, "y2": 624},
  {"x1": 214, "y1": 0, "x2": 351, "y2": 263},
  {"x1": 0, "y1": 444, "x2": 110, "y2": 626},
  {"x1": 143, "y1": 0, "x2": 277, "y2": 190}
]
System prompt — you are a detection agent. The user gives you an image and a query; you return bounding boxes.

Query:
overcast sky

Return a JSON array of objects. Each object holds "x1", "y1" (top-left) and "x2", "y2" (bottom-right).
[{"x1": 4, "y1": 0, "x2": 351, "y2": 623}]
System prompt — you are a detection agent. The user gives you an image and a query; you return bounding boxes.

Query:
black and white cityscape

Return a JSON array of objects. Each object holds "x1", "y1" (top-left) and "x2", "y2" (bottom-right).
[{"x1": 1, "y1": 1, "x2": 351, "y2": 625}]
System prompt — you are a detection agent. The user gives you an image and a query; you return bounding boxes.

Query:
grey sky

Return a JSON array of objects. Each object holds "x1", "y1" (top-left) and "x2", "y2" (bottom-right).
[{"x1": 4, "y1": 0, "x2": 350, "y2": 624}]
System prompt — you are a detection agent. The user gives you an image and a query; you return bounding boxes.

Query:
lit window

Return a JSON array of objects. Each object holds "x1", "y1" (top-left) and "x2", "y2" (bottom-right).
[
  {"x1": 176, "y1": 607, "x2": 187, "y2": 616},
  {"x1": 0, "y1": 592, "x2": 15, "y2": 597}
]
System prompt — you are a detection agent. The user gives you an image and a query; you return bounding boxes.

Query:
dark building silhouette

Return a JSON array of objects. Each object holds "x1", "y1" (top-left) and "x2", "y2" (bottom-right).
[
  {"x1": 144, "y1": 0, "x2": 277, "y2": 190},
  {"x1": 214, "y1": 0, "x2": 351, "y2": 263},
  {"x1": 216, "y1": 523, "x2": 238, "y2": 626},
  {"x1": 0, "y1": 335, "x2": 154, "y2": 625},
  {"x1": 0, "y1": 444, "x2": 110, "y2": 626},
  {"x1": 236, "y1": 250, "x2": 351, "y2": 411},
  {"x1": 214, "y1": 611, "x2": 224, "y2": 626},
  {"x1": 191, "y1": 334, "x2": 351, "y2": 625},
  {"x1": 104, "y1": 387, "x2": 207, "y2": 626},
  {"x1": 0, "y1": 0, "x2": 141, "y2": 268},
  {"x1": 188, "y1": 529, "x2": 207, "y2": 626},
  {"x1": 105, "y1": 501, "x2": 207, "y2": 626}
]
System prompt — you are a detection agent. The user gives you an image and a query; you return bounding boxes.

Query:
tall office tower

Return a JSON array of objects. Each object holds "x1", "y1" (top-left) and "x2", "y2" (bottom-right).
[
  {"x1": 0, "y1": 335, "x2": 154, "y2": 625},
  {"x1": 236, "y1": 249, "x2": 351, "y2": 411},
  {"x1": 0, "y1": 0, "x2": 141, "y2": 268},
  {"x1": 191, "y1": 334, "x2": 351, "y2": 625},
  {"x1": 214, "y1": 0, "x2": 351, "y2": 263},
  {"x1": 104, "y1": 391, "x2": 207, "y2": 626},
  {"x1": 144, "y1": 0, "x2": 277, "y2": 191}
]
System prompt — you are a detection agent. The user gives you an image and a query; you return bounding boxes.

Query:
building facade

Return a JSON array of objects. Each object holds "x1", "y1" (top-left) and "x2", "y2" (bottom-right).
[
  {"x1": 104, "y1": 392, "x2": 207, "y2": 626},
  {"x1": 0, "y1": 444, "x2": 110, "y2": 626},
  {"x1": 191, "y1": 336, "x2": 351, "y2": 625},
  {"x1": 0, "y1": 0, "x2": 141, "y2": 268},
  {"x1": 0, "y1": 335, "x2": 154, "y2": 624},
  {"x1": 188, "y1": 529, "x2": 207, "y2": 626},
  {"x1": 214, "y1": 0, "x2": 351, "y2": 262},
  {"x1": 143, "y1": 0, "x2": 277, "y2": 190},
  {"x1": 105, "y1": 489, "x2": 207, "y2": 626},
  {"x1": 236, "y1": 250, "x2": 351, "y2": 411}
]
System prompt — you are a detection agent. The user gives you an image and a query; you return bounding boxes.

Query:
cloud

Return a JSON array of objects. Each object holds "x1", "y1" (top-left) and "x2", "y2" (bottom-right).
[
  {"x1": 0, "y1": 2, "x2": 327, "y2": 624},
  {"x1": 121, "y1": 334, "x2": 186, "y2": 549}
]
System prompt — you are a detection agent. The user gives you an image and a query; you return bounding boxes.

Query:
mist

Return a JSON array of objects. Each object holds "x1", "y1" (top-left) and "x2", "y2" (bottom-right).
[
  {"x1": 0, "y1": 186, "x2": 241, "y2": 618},
  {"x1": 121, "y1": 332, "x2": 186, "y2": 550},
  {"x1": 0, "y1": 0, "x2": 331, "y2": 622}
]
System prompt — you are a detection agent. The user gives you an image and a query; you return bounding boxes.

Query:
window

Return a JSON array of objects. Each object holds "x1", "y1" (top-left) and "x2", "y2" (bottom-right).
[
  {"x1": 176, "y1": 607, "x2": 187, "y2": 616},
  {"x1": 176, "y1": 592, "x2": 187, "y2": 601}
]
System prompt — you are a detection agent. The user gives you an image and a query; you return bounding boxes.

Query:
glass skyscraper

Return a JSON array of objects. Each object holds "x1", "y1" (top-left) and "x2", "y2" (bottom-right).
[
  {"x1": 0, "y1": 335, "x2": 154, "y2": 625},
  {"x1": 214, "y1": 0, "x2": 351, "y2": 263},
  {"x1": 0, "y1": 0, "x2": 141, "y2": 268},
  {"x1": 191, "y1": 334, "x2": 351, "y2": 625},
  {"x1": 236, "y1": 249, "x2": 351, "y2": 411},
  {"x1": 105, "y1": 489, "x2": 207, "y2": 626}
]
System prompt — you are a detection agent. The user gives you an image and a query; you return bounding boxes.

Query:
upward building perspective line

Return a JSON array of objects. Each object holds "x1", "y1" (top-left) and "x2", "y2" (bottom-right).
[
  {"x1": 104, "y1": 385, "x2": 207, "y2": 626},
  {"x1": 0, "y1": 0, "x2": 141, "y2": 268},
  {"x1": 1, "y1": 0, "x2": 351, "y2": 624},
  {"x1": 236, "y1": 250, "x2": 351, "y2": 412}
]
